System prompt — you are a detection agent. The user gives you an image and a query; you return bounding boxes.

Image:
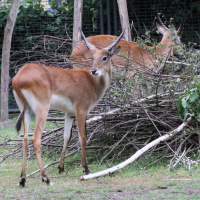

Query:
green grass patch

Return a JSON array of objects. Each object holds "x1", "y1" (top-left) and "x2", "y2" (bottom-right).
[{"x1": 1, "y1": 118, "x2": 200, "y2": 199}]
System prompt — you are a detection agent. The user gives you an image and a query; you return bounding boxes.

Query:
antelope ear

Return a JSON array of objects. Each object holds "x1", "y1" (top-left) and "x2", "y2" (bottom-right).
[{"x1": 109, "y1": 46, "x2": 121, "y2": 57}]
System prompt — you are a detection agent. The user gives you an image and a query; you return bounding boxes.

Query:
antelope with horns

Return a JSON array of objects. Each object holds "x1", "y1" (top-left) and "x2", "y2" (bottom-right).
[
  {"x1": 71, "y1": 15, "x2": 184, "y2": 74},
  {"x1": 12, "y1": 29, "x2": 125, "y2": 186}
]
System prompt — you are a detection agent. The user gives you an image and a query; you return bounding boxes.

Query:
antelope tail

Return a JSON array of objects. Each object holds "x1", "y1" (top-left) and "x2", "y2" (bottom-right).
[{"x1": 16, "y1": 111, "x2": 24, "y2": 133}]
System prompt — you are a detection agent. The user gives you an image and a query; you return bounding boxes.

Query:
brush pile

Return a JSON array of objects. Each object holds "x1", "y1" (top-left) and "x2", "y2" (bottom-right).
[{"x1": 1, "y1": 34, "x2": 200, "y2": 174}]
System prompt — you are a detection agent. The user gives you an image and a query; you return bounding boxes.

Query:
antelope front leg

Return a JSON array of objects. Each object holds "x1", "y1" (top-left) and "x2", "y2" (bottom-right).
[
  {"x1": 76, "y1": 110, "x2": 91, "y2": 175},
  {"x1": 58, "y1": 113, "x2": 73, "y2": 173}
]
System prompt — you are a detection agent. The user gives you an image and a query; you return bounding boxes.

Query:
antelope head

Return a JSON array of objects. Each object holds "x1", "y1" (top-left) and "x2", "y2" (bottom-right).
[
  {"x1": 157, "y1": 14, "x2": 184, "y2": 55},
  {"x1": 80, "y1": 28, "x2": 125, "y2": 77}
]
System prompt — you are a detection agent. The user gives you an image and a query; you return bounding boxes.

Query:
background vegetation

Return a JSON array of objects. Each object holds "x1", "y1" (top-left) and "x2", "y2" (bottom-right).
[{"x1": 0, "y1": 1, "x2": 200, "y2": 198}]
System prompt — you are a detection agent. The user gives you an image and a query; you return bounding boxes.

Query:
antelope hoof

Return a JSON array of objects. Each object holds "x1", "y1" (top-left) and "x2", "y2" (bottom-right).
[
  {"x1": 58, "y1": 165, "x2": 65, "y2": 174},
  {"x1": 83, "y1": 169, "x2": 91, "y2": 175},
  {"x1": 19, "y1": 177, "x2": 26, "y2": 187},
  {"x1": 41, "y1": 171, "x2": 50, "y2": 185},
  {"x1": 42, "y1": 176, "x2": 51, "y2": 185}
]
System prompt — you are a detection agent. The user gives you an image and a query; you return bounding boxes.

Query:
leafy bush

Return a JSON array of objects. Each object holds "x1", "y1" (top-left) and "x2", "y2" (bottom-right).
[
  {"x1": 177, "y1": 83, "x2": 200, "y2": 121},
  {"x1": 0, "y1": 0, "x2": 73, "y2": 51},
  {"x1": 0, "y1": 0, "x2": 101, "y2": 70}
]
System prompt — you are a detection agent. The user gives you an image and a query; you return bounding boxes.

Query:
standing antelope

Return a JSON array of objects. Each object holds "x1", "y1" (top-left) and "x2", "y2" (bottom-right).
[
  {"x1": 71, "y1": 15, "x2": 183, "y2": 74},
  {"x1": 12, "y1": 29, "x2": 125, "y2": 186}
]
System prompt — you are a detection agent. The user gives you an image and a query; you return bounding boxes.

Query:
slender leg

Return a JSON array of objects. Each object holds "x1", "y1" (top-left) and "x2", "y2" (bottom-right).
[
  {"x1": 19, "y1": 107, "x2": 32, "y2": 187},
  {"x1": 31, "y1": 108, "x2": 53, "y2": 185},
  {"x1": 76, "y1": 110, "x2": 91, "y2": 175},
  {"x1": 58, "y1": 113, "x2": 74, "y2": 173}
]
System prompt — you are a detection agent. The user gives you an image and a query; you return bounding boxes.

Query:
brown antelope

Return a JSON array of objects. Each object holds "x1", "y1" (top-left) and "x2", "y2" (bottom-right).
[
  {"x1": 71, "y1": 15, "x2": 184, "y2": 74},
  {"x1": 12, "y1": 28, "x2": 125, "y2": 186}
]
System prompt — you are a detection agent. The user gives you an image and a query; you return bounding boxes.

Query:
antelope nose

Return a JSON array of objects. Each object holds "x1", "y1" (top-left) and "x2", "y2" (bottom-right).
[{"x1": 91, "y1": 69, "x2": 97, "y2": 75}]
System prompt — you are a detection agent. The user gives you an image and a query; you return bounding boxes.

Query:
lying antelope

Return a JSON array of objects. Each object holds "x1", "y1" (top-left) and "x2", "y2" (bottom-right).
[
  {"x1": 71, "y1": 15, "x2": 183, "y2": 74},
  {"x1": 12, "y1": 29, "x2": 125, "y2": 186}
]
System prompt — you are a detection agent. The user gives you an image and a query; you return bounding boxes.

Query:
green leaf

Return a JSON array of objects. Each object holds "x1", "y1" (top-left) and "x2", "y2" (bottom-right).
[
  {"x1": 189, "y1": 92, "x2": 199, "y2": 102},
  {"x1": 182, "y1": 99, "x2": 187, "y2": 108},
  {"x1": 23, "y1": 3, "x2": 31, "y2": 9},
  {"x1": 186, "y1": 102, "x2": 191, "y2": 109},
  {"x1": 177, "y1": 97, "x2": 182, "y2": 107},
  {"x1": 183, "y1": 109, "x2": 189, "y2": 120}
]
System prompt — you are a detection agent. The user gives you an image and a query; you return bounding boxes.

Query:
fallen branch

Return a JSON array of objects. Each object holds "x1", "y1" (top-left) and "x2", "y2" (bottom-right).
[{"x1": 81, "y1": 117, "x2": 192, "y2": 180}]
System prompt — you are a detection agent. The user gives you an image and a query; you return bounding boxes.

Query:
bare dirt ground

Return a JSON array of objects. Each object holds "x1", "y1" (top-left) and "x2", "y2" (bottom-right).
[{"x1": 0, "y1": 119, "x2": 15, "y2": 128}]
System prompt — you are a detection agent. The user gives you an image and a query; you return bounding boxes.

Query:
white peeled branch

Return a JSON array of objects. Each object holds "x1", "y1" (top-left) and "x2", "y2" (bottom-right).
[{"x1": 81, "y1": 117, "x2": 191, "y2": 180}]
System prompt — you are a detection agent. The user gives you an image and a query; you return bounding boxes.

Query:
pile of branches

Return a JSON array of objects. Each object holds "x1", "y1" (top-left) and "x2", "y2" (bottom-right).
[
  {"x1": 2, "y1": 33, "x2": 200, "y2": 176},
  {"x1": 1, "y1": 86, "x2": 200, "y2": 173}
]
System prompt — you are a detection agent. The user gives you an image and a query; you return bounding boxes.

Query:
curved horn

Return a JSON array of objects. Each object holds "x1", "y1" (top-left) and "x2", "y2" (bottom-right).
[
  {"x1": 106, "y1": 28, "x2": 125, "y2": 52},
  {"x1": 80, "y1": 28, "x2": 94, "y2": 51},
  {"x1": 177, "y1": 15, "x2": 184, "y2": 35},
  {"x1": 157, "y1": 14, "x2": 169, "y2": 31}
]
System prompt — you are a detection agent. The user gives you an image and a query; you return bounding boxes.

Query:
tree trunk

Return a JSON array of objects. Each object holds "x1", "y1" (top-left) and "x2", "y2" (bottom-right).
[
  {"x1": 117, "y1": 0, "x2": 132, "y2": 41},
  {"x1": 1, "y1": 0, "x2": 21, "y2": 121},
  {"x1": 73, "y1": 0, "x2": 83, "y2": 50}
]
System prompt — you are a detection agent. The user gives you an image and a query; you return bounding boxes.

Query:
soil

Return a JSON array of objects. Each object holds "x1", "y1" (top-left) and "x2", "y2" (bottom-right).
[{"x1": 0, "y1": 119, "x2": 15, "y2": 128}]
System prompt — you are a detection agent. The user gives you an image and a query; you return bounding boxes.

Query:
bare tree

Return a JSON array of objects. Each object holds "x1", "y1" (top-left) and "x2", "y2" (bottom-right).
[
  {"x1": 117, "y1": 0, "x2": 132, "y2": 41},
  {"x1": 73, "y1": 0, "x2": 83, "y2": 49},
  {"x1": 1, "y1": 0, "x2": 21, "y2": 121}
]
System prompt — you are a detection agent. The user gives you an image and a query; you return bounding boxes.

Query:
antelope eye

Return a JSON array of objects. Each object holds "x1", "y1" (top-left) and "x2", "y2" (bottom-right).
[{"x1": 102, "y1": 56, "x2": 107, "y2": 62}]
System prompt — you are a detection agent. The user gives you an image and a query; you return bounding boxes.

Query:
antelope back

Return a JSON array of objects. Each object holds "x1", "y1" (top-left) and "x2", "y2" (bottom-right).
[{"x1": 71, "y1": 17, "x2": 184, "y2": 74}]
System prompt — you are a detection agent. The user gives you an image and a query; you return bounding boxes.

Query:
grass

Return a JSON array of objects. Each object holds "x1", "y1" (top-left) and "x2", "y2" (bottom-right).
[
  {"x1": 1, "y1": 118, "x2": 200, "y2": 199},
  {"x1": 1, "y1": 156, "x2": 200, "y2": 199}
]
